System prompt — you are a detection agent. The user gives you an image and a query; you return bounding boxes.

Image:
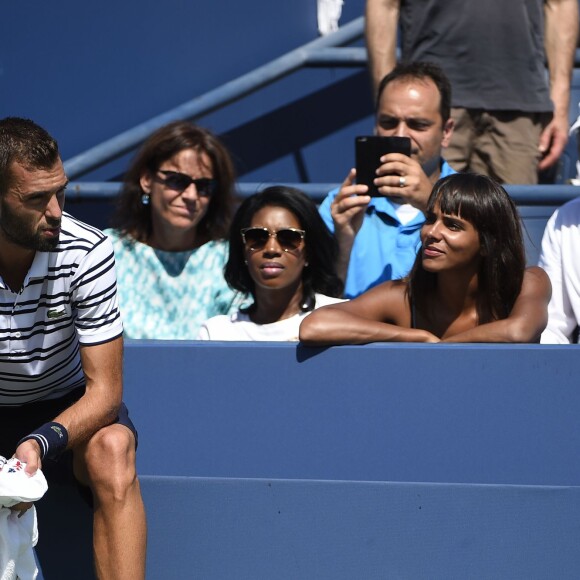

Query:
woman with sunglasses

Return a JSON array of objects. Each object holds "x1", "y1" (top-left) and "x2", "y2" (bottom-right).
[
  {"x1": 105, "y1": 121, "x2": 243, "y2": 338},
  {"x1": 300, "y1": 173, "x2": 551, "y2": 345},
  {"x1": 197, "y1": 186, "x2": 344, "y2": 341}
]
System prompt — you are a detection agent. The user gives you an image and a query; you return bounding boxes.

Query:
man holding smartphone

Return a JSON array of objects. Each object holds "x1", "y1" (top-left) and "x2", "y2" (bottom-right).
[{"x1": 319, "y1": 61, "x2": 455, "y2": 298}]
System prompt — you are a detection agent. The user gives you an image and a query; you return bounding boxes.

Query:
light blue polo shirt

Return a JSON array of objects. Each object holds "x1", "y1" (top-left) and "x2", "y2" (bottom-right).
[{"x1": 319, "y1": 160, "x2": 455, "y2": 298}]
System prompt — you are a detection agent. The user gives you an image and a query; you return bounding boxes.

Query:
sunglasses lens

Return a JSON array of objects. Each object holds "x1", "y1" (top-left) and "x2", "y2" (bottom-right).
[
  {"x1": 160, "y1": 171, "x2": 215, "y2": 196},
  {"x1": 194, "y1": 178, "x2": 215, "y2": 197},
  {"x1": 164, "y1": 173, "x2": 190, "y2": 192},
  {"x1": 243, "y1": 228, "x2": 269, "y2": 249},
  {"x1": 277, "y1": 229, "x2": 303, "y2": 250},
  {"x1": 242, "y1": 228, "x2": 304, "y2": 251}
]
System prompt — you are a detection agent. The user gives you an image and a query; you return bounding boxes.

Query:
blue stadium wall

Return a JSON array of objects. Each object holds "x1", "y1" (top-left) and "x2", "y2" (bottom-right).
[
  {"x1": 36, "y1": 342, "x2": 580, "y2": 579},
  {"x1": 0, "y1": 1, "x2": 369, "y2": 186}
]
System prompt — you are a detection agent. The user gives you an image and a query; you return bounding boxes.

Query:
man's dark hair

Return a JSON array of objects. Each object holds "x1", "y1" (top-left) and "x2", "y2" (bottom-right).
[
  {"x1": 225, "y1": 185, "x2": 344, "y2": 308},
  {"x1": 0, "y1": 117, "x2": 60, "y2": 195},
  {"x1": 376, "y1": 62, "x2": 452, "y2": 122}
]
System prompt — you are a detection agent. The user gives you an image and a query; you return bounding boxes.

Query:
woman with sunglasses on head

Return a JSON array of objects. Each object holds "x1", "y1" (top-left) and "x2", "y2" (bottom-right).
[
  {"x1": 198, "y1": 186, "x2": 344, "y2": 341},
  {"x1": 105, "y1": 121, "x2": 243, "y2": 339},
  {"x1": 300, "y1": 173, "x2": 551, "y2": 345}
]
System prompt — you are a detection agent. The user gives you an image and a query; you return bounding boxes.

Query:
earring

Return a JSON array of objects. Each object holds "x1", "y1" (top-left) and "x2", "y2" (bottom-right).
[
  {"x1": 244, "y1": 260, "x2": 248, "y2": 265},
  {"x1": 141, "y1": 193, "x2": 150, "y2": 206},
  {"x1": 305, "y1": 261, "x2": 309, "y2": 267}
]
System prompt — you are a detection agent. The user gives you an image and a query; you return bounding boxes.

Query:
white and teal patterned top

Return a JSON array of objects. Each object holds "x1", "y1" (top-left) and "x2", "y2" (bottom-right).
[{"x1": 105, "y1": 229, "x2": 242, "y2": 339}]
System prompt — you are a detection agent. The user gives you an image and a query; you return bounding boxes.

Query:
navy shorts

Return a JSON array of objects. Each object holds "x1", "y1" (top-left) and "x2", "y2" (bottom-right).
[{"x1": 0, "y1": 388, "x2": 138, "y2": 502}]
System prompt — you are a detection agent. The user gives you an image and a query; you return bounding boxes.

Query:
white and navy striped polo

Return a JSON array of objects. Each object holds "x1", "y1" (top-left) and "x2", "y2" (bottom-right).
[{"x1": 0, "y1": 213, "x2": 124, "y2": 405}]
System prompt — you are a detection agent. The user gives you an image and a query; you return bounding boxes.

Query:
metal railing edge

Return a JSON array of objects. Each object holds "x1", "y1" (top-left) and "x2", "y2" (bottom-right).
[
  {"x1": 64, "y1": 17, "x2": 365, "y2": 180},
  {"x1": 65, "y1": 181, "x2": 580, "y2": 206}
]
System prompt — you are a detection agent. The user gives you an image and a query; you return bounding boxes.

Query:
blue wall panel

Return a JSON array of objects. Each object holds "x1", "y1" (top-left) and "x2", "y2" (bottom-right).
[
  {"x1": 36, "y1": 476, "x2": 580, "y2": 579},
  {"x1": 139, "y1": 477, "x2": 580, "y2": 579},
  {"x1": 122, "y1": 343, "x2": 580, "y2": 486},
  {"x1": 0, "y1": 2, "x2": 366, "y2": 182},
  {"x1": 35, "y1": 342, "x2": 580, "y2": 578}
]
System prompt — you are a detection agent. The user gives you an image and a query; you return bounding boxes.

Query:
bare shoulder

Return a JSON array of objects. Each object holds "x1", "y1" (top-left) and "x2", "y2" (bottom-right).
[
  {"x1": 523, "y1": 266, "x2": 551, "y2": 290},
  {"x1": 387, "y1": 278, "x2": 409, "y2": 294},
  {"x1": 525, "y1": 265, "x2": 548, "y2": 279},
  {"x1": 352, "y1": 278, "x2": 408, "y2": 304},
  {"x1": 520, "y1": 266, "x2": 552, "y2": 301},
  {"x1": 341, "y1": 278, "x2": 410, "y2": 323}
]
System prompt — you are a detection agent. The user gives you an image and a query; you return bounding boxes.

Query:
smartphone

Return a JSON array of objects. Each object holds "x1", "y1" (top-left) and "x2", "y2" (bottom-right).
[{"x1": 355, "y1": 136, "x2": 411, "y2": 196}]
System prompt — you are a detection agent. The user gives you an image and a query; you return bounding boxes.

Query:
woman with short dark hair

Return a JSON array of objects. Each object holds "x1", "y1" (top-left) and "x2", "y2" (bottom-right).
[
  {"x1": 198, "y1": 186, "x2": 344, "y2": 341},
  {"x1": 300, "y1": 173, "x2": 551, "y2": 344}
]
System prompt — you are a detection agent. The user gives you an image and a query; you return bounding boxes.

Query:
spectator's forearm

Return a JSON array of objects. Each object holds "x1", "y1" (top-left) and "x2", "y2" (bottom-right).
[
  {"x1": 544, "y1": 0, "x2": 578, "y2": 117},
  {"x1": 365, "y1": 0, "x2": 400, "y2": 98}
]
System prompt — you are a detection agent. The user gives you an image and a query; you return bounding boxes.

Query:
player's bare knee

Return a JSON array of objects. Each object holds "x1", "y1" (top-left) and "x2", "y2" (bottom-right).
[{"x1": 84, "y1": 426, "x2": 137, "y2": 493}]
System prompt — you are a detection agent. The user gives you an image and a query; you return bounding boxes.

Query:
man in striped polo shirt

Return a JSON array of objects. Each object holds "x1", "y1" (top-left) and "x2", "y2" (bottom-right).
[{"x1": 0, "y1": 118, "x2": 146, "y2": 579}]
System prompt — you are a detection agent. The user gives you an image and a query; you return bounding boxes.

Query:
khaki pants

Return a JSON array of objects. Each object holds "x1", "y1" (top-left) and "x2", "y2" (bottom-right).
[{"x1": 445, "y1": 108, "x2": 551, "y2": 184}]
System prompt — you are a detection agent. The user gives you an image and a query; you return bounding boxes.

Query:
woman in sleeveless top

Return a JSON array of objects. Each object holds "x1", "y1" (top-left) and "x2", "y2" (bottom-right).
[{"x1": 300, "y1": 173, "x2": 550, "y2": 344}]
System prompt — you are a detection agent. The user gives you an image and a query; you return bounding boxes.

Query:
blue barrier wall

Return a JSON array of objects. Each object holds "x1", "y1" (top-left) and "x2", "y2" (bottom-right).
[
  {"x1": 139, "y1": 477, "x2": 580, "y2": 579},
  {"x1": 5, "y1": 4, "x2": 577, "y2": 186},
  {"x1": 121, "y1": 343, "x2": 580, "y2": 486},
  {"x1": 36, "y1": 342, "x2": 580, "y2": 578},
  {"x1": 0, "y1": 2, "x2": 367, "y2": 183}
]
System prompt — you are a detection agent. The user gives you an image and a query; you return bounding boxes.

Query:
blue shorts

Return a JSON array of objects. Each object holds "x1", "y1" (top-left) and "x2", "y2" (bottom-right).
[{"x1": 0, "y1": 388, "x2": 138, "y2": 503}]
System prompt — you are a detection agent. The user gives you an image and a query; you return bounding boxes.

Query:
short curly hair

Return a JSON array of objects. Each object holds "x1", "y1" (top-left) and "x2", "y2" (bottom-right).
[{"x1": 0, "y1": 117, "x2": 60, "y2": 196}]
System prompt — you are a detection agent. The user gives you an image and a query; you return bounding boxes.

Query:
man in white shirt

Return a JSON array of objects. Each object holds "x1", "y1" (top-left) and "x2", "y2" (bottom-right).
[{"x1": 538, "y1": 197, "x2": 580, "y2": 343}]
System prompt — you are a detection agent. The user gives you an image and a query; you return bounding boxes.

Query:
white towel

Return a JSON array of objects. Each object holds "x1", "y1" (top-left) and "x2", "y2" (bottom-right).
[
  {"x1": 317, "y1": 0, "x2": 344, "y2": 35},
  {"x1": 0, "y1": 457, "x2": 48, "y2": 580}
]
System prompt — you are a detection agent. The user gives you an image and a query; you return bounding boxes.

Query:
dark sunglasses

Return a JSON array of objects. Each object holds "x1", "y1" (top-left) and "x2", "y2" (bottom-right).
[
  {"x1": 157, "y1": 170, "x2": 217, "y2": 197},
  {"x1": 241, "y1": 227, "x2": 306, "y2": 252}
]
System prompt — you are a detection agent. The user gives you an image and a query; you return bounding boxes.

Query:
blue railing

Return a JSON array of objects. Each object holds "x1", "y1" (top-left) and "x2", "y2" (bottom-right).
[
  {"x1": 66, "y1": 181, "x2": 580, "y2": 205},
  {"x1": 62, "y1": 17, "x2": 580, "y2": 191},
  {"x1": 63, "y1": 18, "x2": 365, "y2": 180}
]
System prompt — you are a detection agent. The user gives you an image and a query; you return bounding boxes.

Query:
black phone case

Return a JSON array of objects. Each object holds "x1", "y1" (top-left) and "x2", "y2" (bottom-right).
[{"x1": 355, "y1": 136, "x2": 412, "y2": 196}]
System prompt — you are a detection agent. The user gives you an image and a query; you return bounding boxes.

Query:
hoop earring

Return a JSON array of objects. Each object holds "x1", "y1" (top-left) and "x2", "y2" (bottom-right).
[{"x1": 141, "y1": 193, "x2": 150, "y2": 206}]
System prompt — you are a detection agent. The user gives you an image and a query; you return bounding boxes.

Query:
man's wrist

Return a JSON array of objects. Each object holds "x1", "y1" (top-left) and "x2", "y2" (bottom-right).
[
  {"x1": 335, "y1": 229, "x2": 356, "y2": 248},
  {"x1": 17, "y1": 422, "x2": 69, "y2": 460}
]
